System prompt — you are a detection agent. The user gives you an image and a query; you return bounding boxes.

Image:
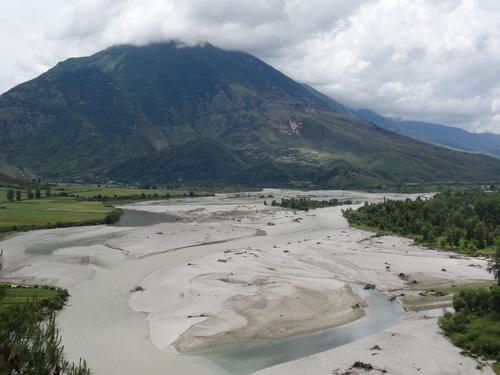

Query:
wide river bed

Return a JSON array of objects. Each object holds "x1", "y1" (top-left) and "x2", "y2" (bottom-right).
[{"x1": 0, "y1": 189, "x2": 492, "y2": 375}]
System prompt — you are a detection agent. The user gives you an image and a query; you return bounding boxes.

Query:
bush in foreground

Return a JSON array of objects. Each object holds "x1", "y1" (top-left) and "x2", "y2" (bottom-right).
[
  {"x1": 439, "y1": 285, "x2": 500, "y2": 363},
  {"x1": 0, "y1": 285, "x2": 91, "y2": 374}
]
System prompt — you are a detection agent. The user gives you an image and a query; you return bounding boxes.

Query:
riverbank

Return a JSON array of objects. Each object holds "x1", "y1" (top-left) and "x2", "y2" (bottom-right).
[
  {"x1": 0, "y1": 197, "x2": 121, "y2": 234},
  {"x1": 0, "y1": 184, "x2": 216, "y2": 236},
  {"x1": 253, "y1": 315, "x2": 495, "y2": 375},
  {"x1": 0, "y1": 189, "x2": 494, "y2": 374}
]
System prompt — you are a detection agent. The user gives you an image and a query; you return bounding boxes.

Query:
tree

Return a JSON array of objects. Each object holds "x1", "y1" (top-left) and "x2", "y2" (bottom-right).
[
  {"x1": 26, "y1": 189, "x2": 34, "y2": 200},
  {"x1": 0, "y1": 304, "x2": 91, "y2": 375},
  {"x1": 35, "y1": 189, "x2": 41, "y2": 199},
  {"x1": 487, "y1": 245, "x2": 500, "y2": 285},
  {"x1": 15, "y1": 190, "x2": 22, "y2": 201},
  {"x1": 46, "y1": 187, "x2": 51, "y2": 197},
  {"x1": 474, "y1": 222, "x2": 486, "y2": 249},
  {"x1": 6, "y1": 189, "x2": 14, "y2": 202},
  {"x1": 445, "y1": 226, "x2": 464, "y2": 248}
]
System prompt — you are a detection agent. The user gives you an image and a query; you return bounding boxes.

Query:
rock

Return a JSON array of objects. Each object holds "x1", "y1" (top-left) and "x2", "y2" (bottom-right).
[
  {"x1": 187, "y1": 312, "x2": 210, "y2": 318},
  {"x1": 352, "y1": 361, "x2": 374, "y2": 370},
  {"x1": 398, "y1": 272, "x2": 409, "y2": 280}
]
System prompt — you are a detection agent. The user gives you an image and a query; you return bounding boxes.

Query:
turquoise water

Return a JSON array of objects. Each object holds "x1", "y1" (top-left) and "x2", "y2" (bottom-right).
[{"x1": 194, "y1": 285, "x2": 406, "y2": 374}]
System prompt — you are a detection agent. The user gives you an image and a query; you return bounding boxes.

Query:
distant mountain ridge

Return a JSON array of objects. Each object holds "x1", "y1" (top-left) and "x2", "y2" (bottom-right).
[
  {"x1": 300, "y1": 85, "x2": 500, "y2": 159},
  {"x1": 351, "y1": 109, "x2": 500, "y2": 158},
  {"x1": 0, "y1": 42, "x2": 500, "y2": 187}
]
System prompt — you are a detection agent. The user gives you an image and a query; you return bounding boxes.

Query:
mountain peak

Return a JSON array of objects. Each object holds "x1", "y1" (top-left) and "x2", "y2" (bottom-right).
[{"x1": 1, "y1": 43, "x2": 500, "y2": 186}]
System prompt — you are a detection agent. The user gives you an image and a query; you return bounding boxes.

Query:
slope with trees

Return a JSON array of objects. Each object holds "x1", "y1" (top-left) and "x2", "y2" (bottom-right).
[{"x1": 1, "y1": 43, "x2": 500, "y2": 187}]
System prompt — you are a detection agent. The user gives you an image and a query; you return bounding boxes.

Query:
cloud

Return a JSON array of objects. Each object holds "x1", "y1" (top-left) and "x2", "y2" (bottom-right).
[{"x1": 1, "y1": 0, "x2": 500, "y2": 134}]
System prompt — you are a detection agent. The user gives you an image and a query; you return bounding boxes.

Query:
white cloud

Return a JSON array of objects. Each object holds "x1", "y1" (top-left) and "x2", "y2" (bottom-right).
[{"x1": 1, "y1": 0, "x2": 500, "y2": 134}]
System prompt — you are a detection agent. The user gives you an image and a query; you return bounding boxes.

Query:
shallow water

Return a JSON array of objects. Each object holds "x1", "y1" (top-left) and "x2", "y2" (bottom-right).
[
  {"x1": 24, "y1": 209, "x2": 179, "y2": 255},
  {"x1": 114, "y1": 208, "x2": 180, "y2": 227},
  {"x1": 194, "y1": 285, "x2": 406, "y2": 375}
]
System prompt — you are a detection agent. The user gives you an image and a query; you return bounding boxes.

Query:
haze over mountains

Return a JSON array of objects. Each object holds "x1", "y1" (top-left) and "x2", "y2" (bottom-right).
[
  {"x1": 352, "y1": 109, "x2": 500, "y2": 159},
  {"x1": 1, "y1": 42, "x2": 500, "y2": 187},
  {"x1": 303, "y1": 83, "x2": 500, "y2": 159}
]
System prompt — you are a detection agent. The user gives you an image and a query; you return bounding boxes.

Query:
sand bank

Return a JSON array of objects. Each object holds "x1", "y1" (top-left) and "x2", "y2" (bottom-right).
[
  {"x1": 0, "y1": 189, "x2": 494, "y2": 375},
  {"x1": 252, "y1": 315, "x2": 495, "y2": 375}
]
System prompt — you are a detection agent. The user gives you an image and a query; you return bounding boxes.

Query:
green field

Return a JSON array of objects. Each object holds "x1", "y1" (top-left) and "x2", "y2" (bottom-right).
[
  {"x1": 0, "y1": 183, "x2": 218, "y2": 234},
  {"x1": 51, "y1": 183, "x2": 208, "y2": 199},
  {"x1": 430, "y1": 282, "x2": 495, "y2": 295},
  {"x1": 0, "y1": 197, "x2": 118, "y2": 232},
  {"x1": 0, "y1": 284, "x2": 68, "y2": 313}
]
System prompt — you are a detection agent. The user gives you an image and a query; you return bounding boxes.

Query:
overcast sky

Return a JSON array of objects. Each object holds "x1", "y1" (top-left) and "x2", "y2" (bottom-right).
[{"x1": 2, "y1": 0, "x2": 500, "y2": 133}]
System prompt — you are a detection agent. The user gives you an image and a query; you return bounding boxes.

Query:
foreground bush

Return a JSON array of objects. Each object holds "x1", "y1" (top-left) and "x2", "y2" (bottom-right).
[
  {"x1": 0, "y1": 288, "x2": 91, "y2": 374},
  {"x1": 439, "y1": 285, "x2": 500, "y2": 363}
]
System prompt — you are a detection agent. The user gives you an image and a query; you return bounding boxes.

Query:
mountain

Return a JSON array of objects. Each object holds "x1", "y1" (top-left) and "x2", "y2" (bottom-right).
[
  {"x1": 353, "y1": 109, "x2": 500, "y2": 158},
  {"x1": 1, "y1": 42, "x2": 500, "y2": 187}
]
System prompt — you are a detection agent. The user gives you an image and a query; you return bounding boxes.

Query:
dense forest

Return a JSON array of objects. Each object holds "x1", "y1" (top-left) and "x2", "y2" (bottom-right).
[
  {"x1": 273, "y1": 197, "x2": 353, "y2": 211},
  {"x1": 343, "y1": 190, "x2": 500, "y2": 254}
]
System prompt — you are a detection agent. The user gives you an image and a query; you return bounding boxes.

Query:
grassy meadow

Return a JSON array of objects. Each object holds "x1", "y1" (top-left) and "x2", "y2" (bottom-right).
[
  {"x1": 51, "y1": 183, "x2": 208, "y2": 199},
  {"x1": 0, "y1": 183, "x2": 214, "y2": 235},
  {"x1": 0, "y1": 197, "x2": 116, "y2": 232},
  {"x1": 0, "y1": 284, "x2": 68, "y2": 314}
]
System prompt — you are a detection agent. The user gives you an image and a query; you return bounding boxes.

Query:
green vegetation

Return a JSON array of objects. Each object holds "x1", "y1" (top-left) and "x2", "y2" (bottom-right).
[
  {"x1": 0, "y1": 197, "x2": 120, "y2": 233},
  {"x1": 489, "y1": 247, "x2": 500, "y2": 285},
  {"x1": 439, "y1": 285, "x2": 500, "y2": 367},
  {"x1": 0, "y1": 284, "x2": 69, "y2": 314},
  {"x1": 1, "y1": 43, "x2": 500, "y2": 187},
  {"x1": 0, "y1": 183, "x2": 216, "y2": 235},
  {"x1": 343, "y1": 190, "x2": 500, "y2": 254},
  {"x1": 429, "y1": 282, "x2": 496, "y2": 295},
  {"x1": 0, "y1": 284, "x2": 90, "y2": 374},
  {"x1": 49, "y1": 183, "x2": 208, "y2": 201},
  {"x1": 273, "y1": 197, "x2": 353, "y2": 211}
]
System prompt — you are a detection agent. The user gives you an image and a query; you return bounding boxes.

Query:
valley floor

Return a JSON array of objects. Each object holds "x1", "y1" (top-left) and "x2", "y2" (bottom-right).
[{"x1": 0, "y1": 189, "x2": 495, "y2": 374}]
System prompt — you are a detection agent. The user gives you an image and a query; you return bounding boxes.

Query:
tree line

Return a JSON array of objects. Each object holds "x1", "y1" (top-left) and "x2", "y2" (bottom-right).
[
  {"x1": 271, "y1": 197, "x2": 353, "y2": 211},
  {"x1": 343, "y1": 190, "x2": 500, "y2": 253},
  {"x1": 6, "y1": 187, "x2": 51, "y2": 202}
]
